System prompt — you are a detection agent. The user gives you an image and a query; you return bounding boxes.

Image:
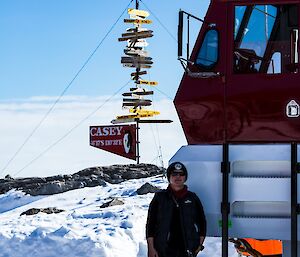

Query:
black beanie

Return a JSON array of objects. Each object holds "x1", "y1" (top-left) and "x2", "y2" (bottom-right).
[{"x1": 167, "y1": 162, "x2": 188, "y2": 182}]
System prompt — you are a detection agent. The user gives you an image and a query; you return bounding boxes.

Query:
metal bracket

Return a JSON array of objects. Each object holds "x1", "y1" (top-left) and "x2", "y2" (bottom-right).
[
  {"x1": 221, "y1": 162, "x2": 231, "y2": 174},
  {"x1": 221, "y1": 202, "x2": 230, "y2": 214},
  {"x1": 187, "y1": 69, "x2": 220, "y2": 79},
  {"x1": 178, "y1": 58, "x2": 220, "y2": 78},
  {"x1": 297, "y1": 204, "x2": 300, "y2": 214},
  {"x1": 296, "y1": 162, "x2": 300, "y2": 173}
]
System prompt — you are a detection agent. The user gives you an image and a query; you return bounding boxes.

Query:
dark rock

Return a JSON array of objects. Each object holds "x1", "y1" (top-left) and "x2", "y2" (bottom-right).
[
  {"x1": 21, "y1": 208, "x2": 40, "y2": 216},
  {"x1": 136, "y1": 182, "x2": 160, "y2": 195},
  {"x1": 34, "y1": 182, "x2": 64, "y2": 195},
  {"x1": 0, "y1": 164, "x2": 165, "y2": 196},
  {"x1": 100, "y1": 198, "x2": 124, "y2": 208},
  {"x1": 4, "y1": 174, "x2": 13, "y2": 180},
  {"x1": 20, "y1": 207, "x2": 64, "y2": 216}
]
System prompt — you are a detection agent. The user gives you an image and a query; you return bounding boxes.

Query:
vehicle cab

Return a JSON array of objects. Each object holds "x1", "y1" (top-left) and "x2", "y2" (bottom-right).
[{"x1": 175, "y1": 0, "x2": 300, "y2": 144}]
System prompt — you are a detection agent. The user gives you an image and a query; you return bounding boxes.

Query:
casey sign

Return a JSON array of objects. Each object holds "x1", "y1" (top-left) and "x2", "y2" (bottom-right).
[{"x1": 89, "y1": 124, "x2": 136, "y2": 160}]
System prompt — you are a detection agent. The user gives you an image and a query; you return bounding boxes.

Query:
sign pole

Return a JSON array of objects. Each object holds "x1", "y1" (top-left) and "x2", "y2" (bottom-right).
[
  {"x1": 136, "y1": 119, "x2": 140, "y2": 164},
  {"x1": 135, "y1": 0, "x2": 139, "y2": 165}
]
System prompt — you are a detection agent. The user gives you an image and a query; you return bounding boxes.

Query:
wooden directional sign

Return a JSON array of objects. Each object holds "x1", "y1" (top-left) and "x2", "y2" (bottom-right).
[
  {"x1": 122, "y1": 101, "x2": 152, "y2": 107},
  {"x1": 121, "y1": 57, "x2": 153, "y2": 66},
  {"x1": 128, "y1": 39, "x2": 149, "y2": 48},
  {"x1": 118, "y1": 32, "x2": 153, "y2": 42},
  {"x1": 128, "y1": 8, "x2": 150, "y2": 18},
  {"x1": 123, "y1": 63, "x2": 152, "y2": 69},
  {"x1": 126, "y1": 45, "x2": 143, "y2": 50},
  {"x1": 122, "y1": 90, "x2": 153, "y2": 97},
  {"x1": 111, "y1": 118, "x2": 136, "y2": 124},
  {"x1": 137, "y1": 80, "x2": 158, "y2": 86},
  {"x1": 121, "y1": 56, "x2": 152, "y2": 62},
  {"x1": 123, "y1": 98, "x2": 151, "y2": 102},
  {"x1": 123, "y1": 99, "x2": 152, "y2": 107},
  {"x1": 122, "y1": 102, "x2": 151, "y2": 108},
  {"x1": 116, "y1": 113, "x2": 154, "y2": 120},
  {"x1": 124, "y1": 19, "x2": 152, "y2": 24},
  {"x1": 125, "y1": 50, "x2": 148, "y2": 58},
  {"x1": 126, "y1": 28, "x2": 139, "y2": 32},
  {"x1": 122, "y1": 30, "x2": 153, "y2": 37},
  {"x1": 123, "y1": 62, "x2": 152, "y2": 67},
  {"x1": 126, "y1": 27, "x2": 147, "y2": 33},
  {"x1": 131, "y1": 70, "x2": 147, "y2": 77}
]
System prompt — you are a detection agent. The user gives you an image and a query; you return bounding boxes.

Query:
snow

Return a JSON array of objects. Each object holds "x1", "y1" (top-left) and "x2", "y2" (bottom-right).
[{"x1": 0, "y1": 176, "x2": 237, "y2": 257}]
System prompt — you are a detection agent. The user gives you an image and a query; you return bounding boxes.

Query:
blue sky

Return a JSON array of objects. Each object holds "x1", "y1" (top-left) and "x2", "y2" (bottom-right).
[
  {"x1": 0, "y1": 0, "x2": 210, "y2": 177},
  {"x1": 0, "y1": 0, "x2": 209, "y2": 100}
]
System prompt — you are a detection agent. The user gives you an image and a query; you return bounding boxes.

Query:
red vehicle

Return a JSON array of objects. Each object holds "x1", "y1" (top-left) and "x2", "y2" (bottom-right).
[
  {"x1": 173, "y1": 1, "x2": 300, "y2": 257},
  {"x1": 175, "y1": 0, "x2": 299, "y2": 144}
]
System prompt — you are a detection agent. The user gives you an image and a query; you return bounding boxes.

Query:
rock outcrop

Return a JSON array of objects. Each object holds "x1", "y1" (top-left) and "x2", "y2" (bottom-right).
[
  {"x1": 136, "y1": 182, "x2": 160, "y2": 195},
  {"x1": 20, "y1": 207, "x2": 64, "y2": 216},
  {"x1": 0, "y1": 164, "x2": 164, "y2": 196},
  {"x1": 100, "y1": 198, "x2": 124, "y2": 208}
]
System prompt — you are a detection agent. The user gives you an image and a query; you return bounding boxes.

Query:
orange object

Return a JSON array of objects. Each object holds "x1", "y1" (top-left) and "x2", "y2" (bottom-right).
[{"x1": 238, "y1": 238, "x2": 282, "y2": 256}]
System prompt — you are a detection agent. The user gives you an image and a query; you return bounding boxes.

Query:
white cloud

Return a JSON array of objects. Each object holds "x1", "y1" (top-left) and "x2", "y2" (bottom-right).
[{"x1": 0, "y1": 96, "x2": 187, "y2": 178}]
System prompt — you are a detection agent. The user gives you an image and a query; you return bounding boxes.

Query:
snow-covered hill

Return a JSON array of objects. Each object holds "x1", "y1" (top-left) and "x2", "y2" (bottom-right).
[{"x1": 0, "y1": 175, "x2": 237, "y2": 257}]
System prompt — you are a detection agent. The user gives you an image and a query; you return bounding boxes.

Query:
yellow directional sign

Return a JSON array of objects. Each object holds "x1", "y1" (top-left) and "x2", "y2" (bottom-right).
[
  {"x1": 128, "y1": 8, "x2": 150, "y2": 18},
  {"x1": 137, "y1": 80, "x2": 158, "y2": 86},
  {"x1": 116, "y1": 113, "x2": 154, "y2": 120},
  {"x1": 129, "y1": 109, "x2": 160, "y2": 116},
  {"x1": 124, "y1": 19, "x2": 152, "y2": 24}
]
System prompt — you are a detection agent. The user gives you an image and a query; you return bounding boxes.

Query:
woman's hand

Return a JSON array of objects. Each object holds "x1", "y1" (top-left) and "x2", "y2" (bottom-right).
[
  {"x1": 147, "y1": 237, "x2": 159, "y2": 257},
  {"x1": 195, "y1": 244, "x2": 205, "y2": 255},
  {"x1": 148, "y1": 247, "x2": 159, "y2": 257}
]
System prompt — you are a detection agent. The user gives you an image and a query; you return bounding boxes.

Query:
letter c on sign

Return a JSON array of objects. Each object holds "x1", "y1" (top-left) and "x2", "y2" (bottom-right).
[{"x1": 90, "y1": 127, "x2": 97, "y2": 136}]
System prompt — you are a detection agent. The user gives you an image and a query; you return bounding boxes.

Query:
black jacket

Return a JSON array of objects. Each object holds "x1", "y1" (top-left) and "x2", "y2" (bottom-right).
[{"x1": 146, "y1": 188, "x2": 206, "y2": 255}]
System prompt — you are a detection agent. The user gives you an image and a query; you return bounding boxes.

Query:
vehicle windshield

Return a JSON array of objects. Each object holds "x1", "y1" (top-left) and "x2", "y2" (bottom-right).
[{"x1": 234, "y1": 4, "x2": 298, "y2": 74}]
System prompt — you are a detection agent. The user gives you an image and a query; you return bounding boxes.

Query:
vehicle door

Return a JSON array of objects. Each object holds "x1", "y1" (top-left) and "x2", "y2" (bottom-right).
[{"x1": 226, "y1": 1, "x2": 300, "y2": 142}]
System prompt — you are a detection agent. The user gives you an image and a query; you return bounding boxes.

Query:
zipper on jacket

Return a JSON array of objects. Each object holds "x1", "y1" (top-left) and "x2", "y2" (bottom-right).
[{"x1": 194, "y1": 223, "x2": 199, "y2": 233}]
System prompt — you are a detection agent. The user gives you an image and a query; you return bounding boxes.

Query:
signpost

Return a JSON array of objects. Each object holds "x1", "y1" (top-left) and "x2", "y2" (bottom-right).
[
  {"x1": 90, "y1": 0, "x2": 172, "y2": 164},
  {"x1": 111, "y1": 0, "x2": 172, "y2": 164}
]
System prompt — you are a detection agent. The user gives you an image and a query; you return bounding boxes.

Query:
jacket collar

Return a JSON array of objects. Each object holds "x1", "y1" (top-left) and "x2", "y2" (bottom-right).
[{"x1": 167, "y1": 184, "x2": 188, "y2": 199}]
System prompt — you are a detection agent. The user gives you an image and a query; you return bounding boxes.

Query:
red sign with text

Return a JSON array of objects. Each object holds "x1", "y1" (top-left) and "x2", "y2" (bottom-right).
[{"x1": 89, "y1": 124, "x2": 136, "y2": 160}]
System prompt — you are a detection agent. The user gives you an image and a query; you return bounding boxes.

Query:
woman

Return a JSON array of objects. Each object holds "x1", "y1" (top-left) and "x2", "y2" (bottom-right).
[{"x1": 146, "y1": 162, "x2": 206, "y2": 257}]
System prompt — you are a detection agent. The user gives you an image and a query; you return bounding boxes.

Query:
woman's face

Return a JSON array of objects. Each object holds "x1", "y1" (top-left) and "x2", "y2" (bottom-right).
[{"x1": 169, "y1": 171, "x2": 186, "y2": 189}]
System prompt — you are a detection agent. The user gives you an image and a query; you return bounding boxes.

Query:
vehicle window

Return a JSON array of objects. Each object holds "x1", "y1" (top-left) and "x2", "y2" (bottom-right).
[
  {"x1": 234, "y1": 4, "x2": 298, "y2": 74},
  {"x1": 195, "y1": 29, "x2": 218, "y2": 68},
  {"x1": 267, "y1": 52, "x2": 281, "y2": 74}
]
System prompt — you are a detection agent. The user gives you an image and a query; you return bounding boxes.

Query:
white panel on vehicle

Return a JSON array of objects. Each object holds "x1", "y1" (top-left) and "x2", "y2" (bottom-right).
[
  {"x1": 232, "y1": 201, "x2": 290, "y2": 218},
  {"x1": 169, "y1": 144, "x2": 300, "y2": 240},
  {"x1": 232, "y1": 161, "x2": 290, "y2": 177}
]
